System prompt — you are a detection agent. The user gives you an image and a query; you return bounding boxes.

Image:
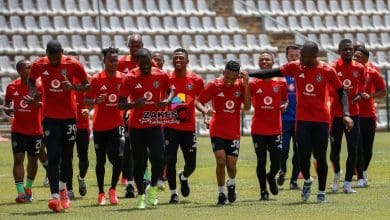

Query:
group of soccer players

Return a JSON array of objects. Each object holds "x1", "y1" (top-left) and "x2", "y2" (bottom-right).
[{"x1": 4, "y1": 34, "x2": 386, "y2": 212}]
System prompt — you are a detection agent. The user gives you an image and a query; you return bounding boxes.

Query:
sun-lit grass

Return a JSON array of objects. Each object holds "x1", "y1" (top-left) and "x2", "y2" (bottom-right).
[{"x1": 0, "y1": 132, "x2": 389, "y2": 219}]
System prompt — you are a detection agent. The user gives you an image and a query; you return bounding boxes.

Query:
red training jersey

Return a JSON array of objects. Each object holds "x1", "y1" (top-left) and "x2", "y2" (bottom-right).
[
  {"x1": 198, "y1": 77, "x2": 245, "y2": 140},
  {"x1": 118, "y1": 55, "x2": 158, "y2": 74},
  {"x1": 280, "y1": 61, "x2": 342, "y2": 123},
  {"x1": 119, "y1": 67, "x2": 171, "y2": 128},
  {"x1": 5, "y1": 78, "x2": 43, "y2": 135},
  {"x1": 359, "y1": 66, "x2": 386, "y2": 118},
  {"x1": 250, "y1": 78, "x2": 287, "y2": 135},
  {"x1": 74, "y1": 75, "x2": 91, "y2": 130},
  {"x1": 29, "y1": 55, "x2": 88, "y2": 119},
  {"x1": 165, "y1": 71, "x2": 204, "y2": 131},
  {"x1": 86, "y1": 71, "x2": 125, "y2": 131}
]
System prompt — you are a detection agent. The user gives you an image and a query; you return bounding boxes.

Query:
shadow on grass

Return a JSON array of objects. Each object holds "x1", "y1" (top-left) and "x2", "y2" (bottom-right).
[
  {"x1": 282, "y1": 201, "x2": 318, "y2": 206},
  {"x1": 10, "y1": 210, "x2": 59, "y2": 216}
]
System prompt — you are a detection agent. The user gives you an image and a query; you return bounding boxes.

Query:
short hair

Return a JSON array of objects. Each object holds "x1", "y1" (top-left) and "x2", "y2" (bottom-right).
[
  {"x1": 302, "y1": 41, "x2": 319, "y2": 54},
  {"x1": 135, "y1": 48, "x2": 152, "y2": 60},
  {"x1": 128, "y1": 34, "x2": 142, "y2": 43},
  {"x1": 46, "y1": 40, "x2": 62, "y2": 54},
  {"x1": 173, "y1": 48, "x2": 188, "y2": 56},
  {"x1": 225, "y1": 60, "x2": 240, "y2": 72},
  {"x1": 259, "y1": 51, "x2": 275, "y2": 62},
  {"x1": 101, "y1": 46, "x2": 119, "y2": 58},
  {"x1": 356, "y1": 47, "x2": 369, "y2": 58},
  {"x1": 16, "y1": 59, "x2": 29, "y2": 72},
  {"x1": 338, "y1": 39, "x2": 353, "y2": 50},
  {"x1": 285, "y1": 44, "x2": 301, "y2": 55}
]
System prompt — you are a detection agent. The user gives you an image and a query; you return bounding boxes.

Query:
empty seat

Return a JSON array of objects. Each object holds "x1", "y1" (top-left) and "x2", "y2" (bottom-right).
[
  {"x1": 64, "y1": 0, "x2": 78, "y2": 14},
  {"x1": 188, "y1": 54, "x2": 201, "y2": 73},
  {"x1": 352, "y1": 0, "x2": 366, "y2": 15},
  {"x1": 53, "y1": 16, "x2": 68, "y2": 34},
  {"x1": 356, "y1": 33, "x2": 368, "y2": 46},
  {"x1": 239, "y1": 54, "x2": 254, "y2": 70},
  {"x1": 329, "y1": 0, "x2": 342, "y2": 15},
  {"x1": 312, "y1": 16, "x2": 327, "y2": 32},
  {"x1": 373, "y1": 15, "x2": 385, "y2": 31},
  {"x1": 0, "y1": 15, "x2": 9, "y2": 33},
  {"x1": 376, "y1": 51, "x2": 390, "y2": 69},
  {"x1": 41, "y1": 35, "x2": 53, "y2": 47},
  {"x1": 189, "y1": 16, "x2": 204, "y2": 33},
  {"x1": 133, "y1": 0, "x2": 147, "y2": 15},
  {"x1": 123, "y1": 16, "x2": 138, "y2": 33},
  {"x1": 37, "y1": 0, "x2": 51, "y2": 14},
  {"x1": 51, "y1": 0, "x2": 66, "y2": 15},
  {"x1": 202, "y1": 17, "x2": 220, "y2": 34},
  {"x1": 246, "y1": 34, "x2": 262, "y2": 51},
  {"x1": 101, "y1": 35, "x2": 112, "y2": 48},
  {"x1": 86, "y1": 35, "x2": 101, "y2": 53},
  {"x1": 158, "y1": 0, "x2": 174, "y2": 15},
  {"x1": 215, "y1": 17, "x2": 231, "y2": 33},
  {"x1": 197, "y1": 0, "x2": 215, "y2": 15},
  {"x1": 105, "y1": 0, "x2": 121, "y2": 15},
  {"x1": 207, "y1": 35, "x2": 225, "y2": 53},
  {"x1": 347, "y1": 15, "x2": 361, "y2": 32},
  {"x1": 257, "y1": 0, "x2": 271, "y2": 15},
  {"x1": 24, "y1": 16, "x2": 39, "y2": 34},
  {"x1": 79, "y1": 0, "x2": 95, "y2": 15},
  {"x1": 269, "y1": 0, "x2": 283, "y2": 15},
  {"x1": 193, "y1": 35, "x2": 208, "y2": 53},
  {"x1": 150, "y1": 16, "x2": 165, "y2": 34},
  {"x1": 168, "y1": 35, "x2": 181, "y2": 51},
  {"x1": 71, "y1": 35, "x2": 87, "y2": 53},
  {"x1": 142, "y1": 35, "x2": 156, "y2": 51},
  {"x1": 27, "y1": 35, "x2": 44, "y2": 53},
  {"x1": 163, "y1": 16, "x2": 177, "y2": 33},
  {"x1": 155, "y1": 35, "x2": 169, "y2": 52},
  {"x1": 39, "y1": 16, "x2": 54, "y2": 33},
  {"x1": 227, "y1": 17, "x2": 245, "y2": 33},
  {"x1": 300, "y1": 16, "x2": 314, "y2": 32},
  {"x1": 12, "y1": 35, "x2": 28, "y2": 54},
  {"x1": 376, "y1": 0, "x2": 388, "y2": 14},
  {"x1": 22, "y1": 0, "x2": 37, "y2": 15},
  {"x1": 340, "y1": 0, "x2": 354, "y2": 15},
  {"x1": 109, "y1": 16, "x2": 124, "y2": 34},
  {"x1": 10, "y1": 16, "x2": 25, "y2": 34},
  {"x1": 319, "y1": 33, "x2": 333, "y2": 50},
  {"x1": 233, "y1": 34, "x2": 248, "y2": 52},
  {"x1": 171, "y1": 0, "x2": 186, "y2": 15},
  {"x1": 361, "y1": 15, "x2": 374, "y2": 32},
  {"x1": 88, "y1": 55, "x2": 102, "y2": 73},
  {"x1": 220, "y1": 35, "x2": 237, "y2": 52},
  {"x1": 176, "y1": 16, "x2": 191, "y2": 34},
  {"x1": 68, "y1": 16, "x2": 83, "y2": 33},
  {"x1": 213, "y1": 54, "x2": 225, "y2": 70},
  {"x1": 8, "y1": 0, "x2": 23, "y2": 14},
  {"x1": 114, "y1": 35, "x2": 127, "y2": 53},
  {"x1": 327, "y1": 52, "x2": 338, "y2": 63},
  {"x1": 294, "y1": 0, "x2": 306, "y2": 15},
  {"x1": 145, "y1": 0, "x2": 160, "y2": 15},
  {"x1": 57, "y1": 35, "x2": 72, "y2": 52},
  {"x1": 0, "y1": 35, "x2": 13, "y2": 54},
  {"x1": 364, "y1": 0, "x2": 377, "y2": 14},
  {"x1": 324, "y1": 15, "x2": 338, "y2": 32},
  {"x1": 0, "y1": 56, "x2": 16, "y2": 75},
  {"x1": 281, "y1": 0, "x2": 295, "y2": 15},
  {"x1": 181, "y1": 35, "x2": 194, "y2": 50},
  {"x1": 136, "y1": 16, "x2": 152, "y2": 33},
  {"x1": 315, "y1": 0, "x2": 329, "y2": 15},
  {"x1": 368, "y1": 33, "x2": 382, "y2": 50},
  {"x1": 82, "y1": 16, "x2": 99, "y2": 34},
  {"x1": 259, "y1": 34, "x2": 277, "y2": 51},
  {"x1": 380, "y1": 33, "x2": 390, "y2": 48},
  {"x1": 200, "y1": 54, "x2": 218, "y2": 72}
]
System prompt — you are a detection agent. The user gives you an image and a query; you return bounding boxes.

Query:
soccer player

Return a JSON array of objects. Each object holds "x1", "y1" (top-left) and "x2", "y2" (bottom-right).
[
  {"x1": 84, "y1": 47, "x2": 125, "y2": 205},
  {"x1": 250, "y1": 53, "x2": 287, "y2": 200},
  {"x1": 197, "y1": 60, "x2": 251, "y2": 205},
  {"x1": 164, "y1": 48, "x2": 204, "y2": 204},
  {"x1": 152, "y1": 51, "x2": 165, "y2": 70},
  {"x1": 249, "y1": 41, "x2": 353, "y2": 203},
  {"x1": 353, "y1": 48, "x2": 387, "y2": 187},
  {"x1": 64, "y1": 51, "x2": 90, "y2": 200},
  {"x1": 4, "y1": 60, "x2": 42, "y2": 203},
  {"x1": 353, "y1": 41, "x2": 381, "y2": 73},
  {"x1": 118, "y1": 48, "x2": 173, "y2": 209},
  {"x1": 329, "y1": 39, "x2": 366, "y2": 194},
  {"x1": 278, "y1": 44, "x2": 301, "y2": 190},
  {"x1": 27, "y1": 40, "x2": 90, "y2": 212}
]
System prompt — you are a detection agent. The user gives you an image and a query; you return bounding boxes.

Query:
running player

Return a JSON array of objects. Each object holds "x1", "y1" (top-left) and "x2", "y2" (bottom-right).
[
  {"x1": 250, "y1": 53, "x2": 287, "y2": 200},
  {"x1": 197, "y1": 60, "x2": 251, "y2": 205},
  {"x1": 5, "y1": 60, "x2": 42, "y2": 203},
  {"x1": 249, "y1": 41, "x2": 353, "y2": 203}
]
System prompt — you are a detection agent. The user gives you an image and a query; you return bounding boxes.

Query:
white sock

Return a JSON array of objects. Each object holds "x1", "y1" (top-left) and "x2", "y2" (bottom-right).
[
  {"x1": 59, "y1": 181, "x2": 67, "y2": 190},
  {"x1": 218, "y1": 186, "x2": 224, "y2": 194},
  {"x1": 52, "y1": 193, "x2": 60, "y2": 200},
  {"x1": 227, "y1": 178, "x2": 235, "y2": 186},
  {"x1": 78, "y1": 175, "x2": 84, "y2": 181},
  {"x1": 128, "y1": 180, "x2": 134, "y2": 185},
  {"x1": 318, "y1": 190, "x2": 325, "y2": 195},
  {"x1": 304, "y1": 177, "x2": 313, "y2": 183},
  {"x1": 180, "y1": 173, "x2": 188, "y2": 181},
  {"x1": 171, "y1": 189, "x2": 177, "y2": 195}
]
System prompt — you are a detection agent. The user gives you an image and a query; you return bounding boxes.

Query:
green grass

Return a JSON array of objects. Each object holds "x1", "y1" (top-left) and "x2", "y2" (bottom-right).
[{"x1": 0, "y1": 132, "x2": 389, "y2": 220}]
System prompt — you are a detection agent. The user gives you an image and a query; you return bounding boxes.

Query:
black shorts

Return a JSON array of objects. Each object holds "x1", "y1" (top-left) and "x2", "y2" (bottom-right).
[
  {"x1": 11, "y1": 132, "x2": 42, "y2": 156},
  {"x1": 211, "y1": 137, "x2": 240, "y2": 157}
]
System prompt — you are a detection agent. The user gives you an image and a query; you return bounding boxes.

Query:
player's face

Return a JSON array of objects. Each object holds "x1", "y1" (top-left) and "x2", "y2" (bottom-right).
[
  {"x1": 104, "y1": 53, "x2": 119, "y2": 73},
  {"x1": 19, "y1": 62, "x2": 31, "y2": 79},
  {"x1": 258, "y1": 54, "x2": 274, "y2": 70},
  {"x1": 172, "y1": 52, "x2": 188, "y2": 71},
  {"x1": 339, "y1": 43, "x2": 354, "y2": 62},
  {"x1": 353, "y1": 51, "x2": 367, "y2": 65},
  {"x1": 223, "y1": 69, "x2": 239, "y2": 87},
  {"x1": 287, "y1": 49, "x2": 301, "y2": 62},
  {"x1": 128, "y1": 40, "x2": 143, "y2": 57},
  {"x1": 47, "y1": 51, "x2": 62, "y2": 66},
  {"x1": 137, "y1": 56, "x2": 152, "y2": 75},
  {"x1": 300, "y1": 49, "x2": 317, "y2": 67},
  {"x1": 153, "y1": 53, "x2": 165, "y2": 69}
]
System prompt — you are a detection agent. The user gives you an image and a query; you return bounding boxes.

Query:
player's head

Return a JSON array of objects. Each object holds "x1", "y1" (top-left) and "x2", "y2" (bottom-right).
[
  {"x1": 223, "y1": 60, "x2": 240, "y2": 87},
  {"x1": 16, "y1": 59, "x2": 31, "y2": 79},
  {"x1": 338, "y1": 39, "x2": 354, "y2": 62},
  {"x1": 286, "y1": 44, "x2": 301, "y2": 62},
  {"x1": 135, "y1": 48, "x2": 152, "y2": 75},
  {"x1": 152, "y1": 51, "x2": 165, "y2": 69},
  {"x1": 127, "y1": 34, "x2": 143, "y2": 57},
  {"x1": 300, "y1": 41, "x2": 319, "y2": 67},
  {"x1": 102, "y1": 46, "x2": 119, "y2": 73},
  {"x1": 258, "y1": 52, "x2": 274, "y2": 70},
  {"x1": 353, "y1": 47, "x2": 369, "y2": 65},
  {"x1": 353, "y1": 40, "x2": 366, "y2": 52},
  {"x1": 172, "y1": 48, "x2": 189, "y2": 71},
  {"x1": 65, "y1": 51, "x2": 79, "y2": 61},
  {"x1": 46, "y1": 40, "x2": 63, "y2": 66}
]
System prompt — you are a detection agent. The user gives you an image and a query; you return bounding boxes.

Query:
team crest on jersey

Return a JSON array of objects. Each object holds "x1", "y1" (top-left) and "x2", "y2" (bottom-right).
[
  {"x1": 153, "y1": 81, "x2": 160, "y2": 88},
  {"x1": 273, "y1": 86, "x2": 279, "y2": 93},
  {"x1": 316, "y1": 74, "x2": 323, "y2": 82},
  {"x1": 61, "y1": 69, "x2": 68, "y2": 76},
  {"x1": 234, "y1": 91, "x2": 241, "y2": 97},
  {"x1": 116, "y1": 84, "x2": 121, "y2": 90},
  {"x1": 186, "y1": 83, "x2": 193, "y2": 90},
  {"x1": 353, "y1": 71, "x2": 359, "y2": 78}
]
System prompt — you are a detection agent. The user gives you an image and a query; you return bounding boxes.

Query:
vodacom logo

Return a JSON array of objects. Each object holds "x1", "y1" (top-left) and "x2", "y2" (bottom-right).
[
  {"x1": 225, "y1": 100, "x2": 235, "y2": 109},
  {"x1": 343, "y1": 79, "x2": 352, "y2": 88},
  {"x1": 51, "y1": 79, "x2": 61, "y2": 88},
  {"x1": 263, "y1": 96, "x2": 273, "y2": 105},
  {"x1": 108, "y1": 94, "x2": 117, "y2": 102},
  {"x1": 305, "y1": 83, "x2": 314, "y2": 93},
  {"x1": 144, "y1": 91, "x2": 153, "y2": 101},
  {"x1": 19, "y1": 100, "x2": 28, "y2": 108}
]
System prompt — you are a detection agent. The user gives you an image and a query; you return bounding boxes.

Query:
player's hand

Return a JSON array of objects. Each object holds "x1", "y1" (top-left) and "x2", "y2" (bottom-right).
[
  {"x1": 343, "y1": 116, "x2": 354, "y2": 132},
  {"x1": 61, "y1": 80, "x2": 74, "y2": 90},
  {"x1": 95, "y1": 94, "x2": 107, "y2": 104},
  {"x1": 81, "y1": 109, "x2": 89, "y2": 117},
  {"x1": 352, "y1": 93, "x2": 362, "y2": 104},
  {"x1": 361, "y1": 92, "x2": 371, "y2": 100},
  {"x1": 134, "y1": 97, "x2": 146, "y2": 108},
  {"x1": 204, "y1": 108, "x2": 215, "y2": 117},
  {"x1": 4, "y1": 107, "x2": 14, "y2": 117},
  {"x1": 240, "y1": 71, "x2": 249, "y2": 84},
  {"x1": 156, "y1": 99, "x2": 170, "y2": 108},
  {"x1": 203, "y1": 116, "x2": 211, "y2": 129},
  {"x1": 280, "y1": 104, "x2": 287, "y2": 112}
]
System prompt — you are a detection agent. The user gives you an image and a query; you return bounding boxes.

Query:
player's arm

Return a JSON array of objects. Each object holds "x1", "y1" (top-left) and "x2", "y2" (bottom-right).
[
  {"x1": 156, "y1": 87, "x2": 175, "y2": 108},
  {"x1": 117, "y1": 96, "x2": 145, "y2": 110},
  {"x1": 249, "y1": 68, "x2": 283, "y2": 79},
  {"x1": 3, "y1": 100, "x2": 14, "y2": 117},
  {"x1": 241, "y1": 71, "x2": 251, "y2": 111},
  {"x1": 362, "y1": 73, "x2": 387, "y2": 100},
  {"x1": 73, "y1": 79, "x2": 90, "y2": 92},
  {"x1": 337, "y1": 86, "x2": 354, "y2": 132}
]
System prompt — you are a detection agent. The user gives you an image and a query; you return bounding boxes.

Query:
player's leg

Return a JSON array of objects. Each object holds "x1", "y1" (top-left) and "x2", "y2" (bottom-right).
[
  {"x1": 164, "y1": 128, "x2": 180, "y2": 203},
  {"x1": 75, "y1": 128, "x2": 89, "y2": 196},
  {"x1": 211, "y1": 137, "x2": 228, "y2": 205},
  {"x1": 38, "y1": 143, "x2": 49, "y2": 186},
  {"x1": 24, "y1": 135, "x2": 41, "y2": 202},
  {"x1": 329, "y1": 117, "x2": 344, "y2": 192},
  {"x1": 11, "y1": 132, "x2": 27, "y2": 203},
  {"x1": 106, "y1": 127, "x2": 123, "y2": 205},
  {"x1": 362, "y1": 117, "x2": 376, "y2": 185},
  {"x1": 178, "y1": 130, "x2": 197, "y2": 199},
  {"x1": 93, "y1": 130, "x2": 108, "y2": 205},
  {"x1": 252, "y1": 135, "x2": 268, "y2": 200},
  {"x1": 279, "y1": 120, "x2": 293, "y2": 186},
  {"x1": 312, "y1": 122, "x2": 329, "y2": 203},
  {"x1": 268, "y1": 135, "x2": 282, "y2": 196},
  {"x1": 225, "y1": 139, "x2": 239, "y2": 203},
  {"x1": 343, "y1": 116, "x2": 359, "y2": 193},
  {"x1": 290, "y1": 125, "x2": 300, "y2": 189}
]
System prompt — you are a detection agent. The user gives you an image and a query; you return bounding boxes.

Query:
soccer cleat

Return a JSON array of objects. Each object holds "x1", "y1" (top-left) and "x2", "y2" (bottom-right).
[
  {"x1": 60, "y1": 188, "x2": 70, "y2": 209},
  {"x1": 136, "y1": 194, "x2": 146, "y2": 209},
  {"x1": 146, "y1": 186, "x2": 158, "y2": 206},
  {"x1": 226, "y1": 182, "x2": 237, "y2": 203},
  {"x1": 217, "y1": 193, "x2": 227, "y2": 205},
  {"x1": 78, "y1": 175, "x2": 87, "y2": 196},
  {"x1": 43, "y1": 175, "x2": 49, "y2": 187},
  {"x1": 169, "y1": 193, "x2": 179, "y2": 204},
  {"x1": 330, "y1": 172, "x2": 341, "y2": 192},
  {"x1": 68, "y1": 190, "x2": 75, "y2": 200},
  {"x1": 178, "y1": 170, "x2": 190, "y2": 197},
  {"x1": 125, "y1": 184, "x2": 136, "y2": 198},
  {"x1": 48, "y1": 198, "x2": 64, "y2": 212},
  {"x1": 15, "y1": 194, "x2": 26, "y2": 203},
  {"x1": 120, "y1": 177, "x2": 128, "y2": 186},
  {"x1": 277, "y1": 171, "x2": 285, "y2": 186},
  {"x1": 260, "y1": 190, "x2": 269, "y2": 201},
  {"x1": 289, "y1": 181, "x2": 300, "y2": 190},
  {"x1": 301, "y1": 178, "x2": 312, "y2": 202},
  {"x1": 266, "y1": 173, "x2": 278, "y2": 195},
  {"x1": 342, "y1": 182, "x2": 356, "y2": 194},
  {"x1": 317, "y1": 193, "x2": 326, "y2": 203},
  {"x1": 108, "y1": 188, "x2": 118, "y2": 205},
  {"x1": 25, "y1": 188, "x2": 33, "y2": 202},
  {"x1": 357, "y1": 179, "x2": 365, "y2": 188},
  {"x1": 97, "y1": 193, "x2": 106, "y2": 205}
]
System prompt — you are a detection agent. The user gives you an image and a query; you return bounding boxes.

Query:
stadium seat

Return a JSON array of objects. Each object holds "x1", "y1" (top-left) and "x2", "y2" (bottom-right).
[
  {"x1": 269, "y1": 0, "x2": 283, "y2": 16},
  {"x1": 352, "y1": 0, "x2": 366, "y2": 15},
  {"x1": 364, "y1": 0, "x2": 377, "y2": 14},
  {"x1": 213, "y1": 54, "x2": 225, "y2": 70},
  {"x1": 24, "y1": 16, "x2": 39, "y2": 34},
  {"x1": 200, "y1": 54, "x2": 218, "y2": 72},
  {"x1": 193, "y1": 35, "x2": 208, "y2": 53},
  {"x1": 293, "y1": 0, "x2": 306, "y2": 15},
  {"x1": 220, "y1": 35, "x2": 237, "y2": 52},
  {"x1": 0, "y1": 35, "x2": 13, "y2": 54},
  {"x1": 373, "y1": 15, "x2": 386, "y2": 31},
  {"x1": 22, "y1": 0, "x2": 37, "y2": 15},
  {"x1": 275, "y1": 16, "x2": 289, "y2": 33},
  {"x1": 10, "y1": 16, "x2": 25, "y2": 34},
  {"x1": 158, "y1": 0, "x2": 174, "y2": 16},
  {"x1": 155, "y1": 35, "x2": 169, "y2": 53},
  {"x1": 82, "y1": 16, "x2": 99, "y2": 34},
  {"x1": 233, "y1": 34, "x2": 248, "y2": 52},
  {"x1": 257, "y1": 0, "x2": 271, "y2": 15},
  {"x1": 295, "y1": 34, "x2": 306, "y2": 45},
  {"x1": 27, "y1": 35, "x2": 44, "y2": 54},
  {"x1": 329, "y1": 0, "x2": 342, "y2": 15},
  {"x1": 0, "y1": 15, "x2": 9, "y2": 33},
  {"x1": 171, "y1": 0, "x2": 186, "y2": 16},
  {"x1": 8, "y1": 0, "x2": 23, "y2": 15},
  {"x1": 184, "y1": 0, "x2": 200, "y2": 15},
  {"x1": 380, "y1": 33, "x2": 390, "y2": 49},
  {"x1": 332, "y1": 33, "x2": 342, "y2": 48},
  {"x1": 368, "y1": 33, "x2": 382, "y2": 50},
  {"x1": 101, "y1": 35, "x2": 112, "y2": 48},
  {"x1": 12, "y1": 35, "x2": 27, "y2": 54},
  {"x1": 202, "y1": 17, "x2": 220, "y2": 34},
  {"x1": 149, "y1": 16, "x2": 165, "y2": 34},
  {"x1": 252, "y1": 53, "x2": 260, "y2": 68},
  {"x1": 39, "y1": 16, "x2": 55, "y2": 34},
  {"x1": 189, "y1": 16, "x2": 204, "y2": 33},
  {"x1": 41, "y1": 35, "x2": 53, "y2": 47},
  {"x1": 239, "y1": 54, "x2": 254, "y2": 71},
  {"x1": 319, "y1": 33, "x2": 334, "y2": 50},
  {"x1": 88, "y1": 55, "x2": 102, "y2": 73},
  {"x1": 324, "y1": 15, "x2": 338, "y2": 32},
  {"x1": 300, "y1": 16, "x2": 315, "y2": 33},
  {"x1": 336, "y1": 15, "x2": 352, "y2": 32},
  {"x1": 281, "y1": 0, "x2": 295, "y2": 15},
  {"x1": 307, "y1": 33, "x2": 319, "y2": 43},
  {"x1": 197, "y1": 0, "x2": 215, "y2": 15},
  {"x1": 51, "y1": 0, "x2": 66, "y2": 15},
  {"x1": 188, "y1": 54, "x2": 201, "y2": 73},
  {"x1": 68, "y1": 16, "x2": 84, "y2": 34},
  {"x1": 227, "y1": 16, "x2": 246, "y2": 33},
  {"x1": 233, "y1": 0, "x2": 246, "y2": 15},
  {"x1": 123, "y1": 16, "x2": 139, "y2": 33},
  {"x1": 86, "y1": 35, "x2": 101, "y2": 53},
  {"x1": 71, "y1": 35, "x2": 88, "y2": 54},
  {"x1": 133, "y1": 0, "x2": 147, "y2": 16},
  {"x1": 109, "y1": 16, "x2": 125, "y2": 34},
  {"x1": 113, "y1": 35, "x2": 127, "y2": 53},
  {"x1": 105, "y1": 0, "x2": 121, "y2": 16},
  {"x1": 277, "y1": 52, "x2": 287, "y2": 66},
  {"x1": 145, "y1": 0, "x2": 160, "y2": 16},
  {"x1": 98, "y1": 16, "x2": 111, "y2": 34},
  {"x1": 0, "y1": 56, "x2": 16, "y2": 75},
  {"x1": 259, "y1": 34, "x2": 277, "y2": 52},
  {"x1": 376, "y1": 0, "x2": 388, "y2": 14},
  {"x1": 162, "y1": 16, "x2": 177, "y2": 33},
  {"x1": 246, "y1": 34, "x2": 262, "y2": 52},
  {"x1": 79, "y1": 0, "x2": 95, "y2": 15},
  {"x1": 315, "y1": 0, "x2": 330, "y2": 15},
  {"x1": 168, "y1": 35, "x2": 181, "y2": 51},
  {"x1": 226, "y1": 53, "x2": 238, "y2": 62},
  {"x1": 53, "y1": 16, "x2": 68, "y2": 34},
  {"x1": 356, "y1": 33, "x2": 368, "y2": 47},
  {"x1": 181, "y1": 35, "x2": 194, "y2": 50},
  {"x1": 176, "y1": 16, "x2": 191, "y2": 34},
  {"x1": 340, "y1": 0, "x2": 354, "y2": 15},
  {"x1": 376, "y1": 51, "x2": 390, "y2": 69},
  {"x1": 64, "y1": 0, "x2": 77, "y2": 14},
  {"x1": 347, "y1": 15, "x2": 361, "y2": 32},
  {"x1": 207, "y1": 35, "x2": 225, "y2": 53},
  {"x1": 36, "y1": 0, "x2": 51, "y2": 15},
  {"x1": 312, "y1": 16, "x2": 327, "y2": 32}
]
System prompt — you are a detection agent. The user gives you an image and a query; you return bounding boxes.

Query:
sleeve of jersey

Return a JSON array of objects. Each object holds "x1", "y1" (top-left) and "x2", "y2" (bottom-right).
[
  {"x1": 373, "y1": 71, "x2": 387, "y2": 91},
  {"x1": 198, "y1": 82, "x2": 214, "y2": 105},
  {"x1": 74, "y1": 62, "x2": 88, "y2": 82},
  {"x1": 85, "y1": 78, "x2": 97, "y2": 99},
  {"x1": 328, "y1": 68, "x2": 343, "y2": 90},
  {"x1": 196, "y1": 77, "x2": 205, "y2": 96},
  {"x1": 358, "y1": 67, "x2": 366, "y2": 93},
  {"x1": 118, "y1": 76, "x2": 131, "y2": 98},
  {"x1": 279, "y1": 62, "x2": 297, "y2": 77},
  {"x1": 29, "y1": 62, "x2": 41, "y2": 80},
  {"x1": 5, "y1": 84, "x2": 13, "y2": 102},
  {"x1": 281, "y1": 81, "x2": 288, "y2": 101},
  {"x1": 163, "y1": 74, "x2": 171, "y2": 94}
]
